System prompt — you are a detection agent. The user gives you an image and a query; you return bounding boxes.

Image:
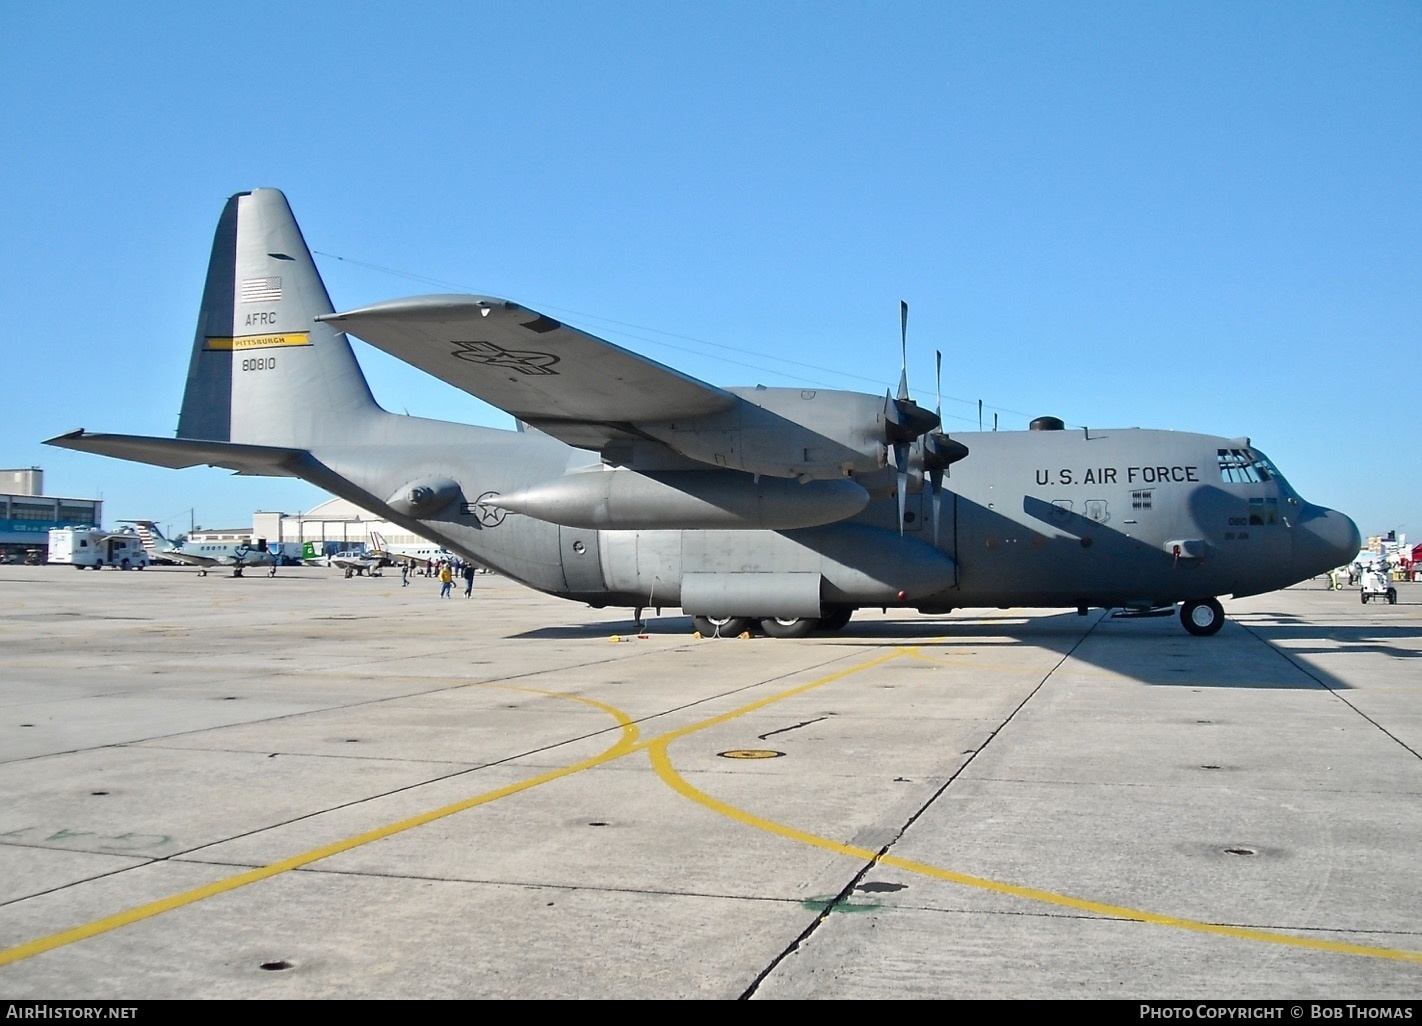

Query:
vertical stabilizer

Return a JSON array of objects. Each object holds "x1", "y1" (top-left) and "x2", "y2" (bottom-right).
[
  {"x1": 177, "y1": 189, "x2": 378, "y2": 447},
  {"x1": 121, "y1": 520, "x2": 170, "y2": 555}
]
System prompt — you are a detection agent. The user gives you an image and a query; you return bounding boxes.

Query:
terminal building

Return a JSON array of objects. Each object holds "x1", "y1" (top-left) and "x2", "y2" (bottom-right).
[{"x1": 0, "y1": 468, "x2": 102, "y2": 561}]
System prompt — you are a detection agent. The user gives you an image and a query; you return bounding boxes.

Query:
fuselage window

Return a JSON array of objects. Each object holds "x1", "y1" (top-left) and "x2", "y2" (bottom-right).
[{"x1": 1248, "y1": 497, "x2": 1279, "y2": 526}]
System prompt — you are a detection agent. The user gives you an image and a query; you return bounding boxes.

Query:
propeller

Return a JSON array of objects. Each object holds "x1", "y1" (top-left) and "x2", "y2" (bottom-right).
[
  {"x1": 884, "y1": 301, "x2": 940, "y2": 533},
  {"x1": 920, "y1": 350, "x2": 970, "y2": 543}
]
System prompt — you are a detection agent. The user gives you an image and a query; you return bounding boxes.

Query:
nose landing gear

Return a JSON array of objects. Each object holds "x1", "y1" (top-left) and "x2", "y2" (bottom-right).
[{"x1": 1180, "y1": 598, "x2": 1225, "y2": 636}]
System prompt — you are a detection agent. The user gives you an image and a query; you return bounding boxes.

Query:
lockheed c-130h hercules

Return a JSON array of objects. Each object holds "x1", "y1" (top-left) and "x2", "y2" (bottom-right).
[{"x1": 48, "y1": 189, "x2": 1360, "y2": 638}]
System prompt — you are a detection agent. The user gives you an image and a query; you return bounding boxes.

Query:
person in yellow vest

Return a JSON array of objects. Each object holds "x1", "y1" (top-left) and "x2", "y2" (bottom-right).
[{"x1": 438, "y1": 562, "x2": 453, "y2": 598}]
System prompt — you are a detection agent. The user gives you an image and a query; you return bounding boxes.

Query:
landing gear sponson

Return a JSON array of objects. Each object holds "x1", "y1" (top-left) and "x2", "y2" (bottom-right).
[{"x1": 692, "y1": 602, "x2": 1228, "y2": 638}]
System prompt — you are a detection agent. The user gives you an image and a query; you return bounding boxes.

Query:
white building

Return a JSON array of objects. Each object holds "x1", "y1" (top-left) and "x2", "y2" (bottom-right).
[{"x1": 251, "y1": 498, "x2": 437, "y2": 554}]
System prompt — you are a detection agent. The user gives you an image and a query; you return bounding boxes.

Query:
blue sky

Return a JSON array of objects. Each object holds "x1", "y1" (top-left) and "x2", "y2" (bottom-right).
[{"x1": 3, "y1": 2, "x2": 1418, "y2": 540}]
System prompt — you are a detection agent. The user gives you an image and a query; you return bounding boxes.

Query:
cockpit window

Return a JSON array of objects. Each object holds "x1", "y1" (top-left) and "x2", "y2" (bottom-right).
[
  {"x1": 1249, "y1": 497, "x2": 1279, "y2": 525},
  {"x1": 1218, "y1": 448, "x2": 1275, "y2": 484}
]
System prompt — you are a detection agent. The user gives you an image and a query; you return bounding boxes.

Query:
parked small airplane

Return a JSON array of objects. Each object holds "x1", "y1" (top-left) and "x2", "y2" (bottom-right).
[
  {"x1": 53, "y1": 189, "x2": 1360, "y2": 636},
  {"x1": 369, "y1": 531, "x2": 453, "y2": 569},
  {"x1": 125, "y1": 520, "x2": 277, "y2": 577},
  {"x1": 327, "y1": 547, "x2": 385, "y2": 577}
]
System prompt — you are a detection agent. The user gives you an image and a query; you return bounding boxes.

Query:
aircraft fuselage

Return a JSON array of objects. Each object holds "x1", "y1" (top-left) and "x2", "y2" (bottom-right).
[{"x1": 305, "y1": 410, "x2": 1356, "y2": 618}]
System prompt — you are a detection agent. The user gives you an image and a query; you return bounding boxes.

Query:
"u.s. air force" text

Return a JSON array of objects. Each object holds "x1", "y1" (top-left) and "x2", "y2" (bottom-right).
[{"x1": 1036, "y1": 466, "x2": 1200, "y2": 486}]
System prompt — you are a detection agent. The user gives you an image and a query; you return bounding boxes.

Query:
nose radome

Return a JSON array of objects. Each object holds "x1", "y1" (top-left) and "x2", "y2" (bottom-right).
[{"x1": 1296, "y1": 505, "x2": 1362, "y2": 578}]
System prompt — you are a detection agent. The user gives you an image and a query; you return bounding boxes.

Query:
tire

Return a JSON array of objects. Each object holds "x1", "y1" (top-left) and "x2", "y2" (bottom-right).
[
  {"x1": 1361, "y1": 592, "x2": 1369, "y2": 604},
  {"x1": 1180, "y1": 598, "x2": 1224, "y2": 636},
  {"x1": 817, "y1": 607, "x2": 853, "y2": 632},
  {"x1": 120, "y1": 559, "x2": 131, "y2": 571},
  {"x1": 1388, "y1": 589, "x2": 1397, "y2": 605},
  {"x1": 759, "y1": 617, "x2": 818, "y2": 639},
  {"x1": 692, "y1": 615, "x2": 752, "y2": 638}
]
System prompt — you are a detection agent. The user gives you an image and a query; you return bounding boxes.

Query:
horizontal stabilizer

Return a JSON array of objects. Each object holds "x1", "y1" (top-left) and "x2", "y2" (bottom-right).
[
  {"x1": 45, "y1": 430, "x2": 407, "y2": 526},
  {"x1": 46, "y1": 430, "x2": 310, "y2": 476}
]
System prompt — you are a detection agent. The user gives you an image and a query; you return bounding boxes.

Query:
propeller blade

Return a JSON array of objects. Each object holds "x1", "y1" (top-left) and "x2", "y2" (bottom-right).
[
  {"x1": 897, "y1": 300, "x2": 909, "y2": 402},
  {"x1": 894, "y1": 442, "x2": 909, "y2": 535},
  {"x1": 935, "y1": 349, "x2": 942, "y2": 421},
  {"x1": 926, "y1": 467, "x2": 942, "y2": 545},
  {"x1": 883, "y1": 302, "x2": 941, "y2": 450}
]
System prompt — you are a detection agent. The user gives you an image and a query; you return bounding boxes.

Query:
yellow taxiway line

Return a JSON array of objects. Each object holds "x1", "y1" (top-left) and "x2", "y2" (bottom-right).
[{"x1": 5, "y1": 645, "x2": 1419, "y2": 968}]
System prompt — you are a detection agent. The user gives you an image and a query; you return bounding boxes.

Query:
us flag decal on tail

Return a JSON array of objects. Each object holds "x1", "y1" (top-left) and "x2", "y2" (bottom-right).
[{"x1": 241, "y1": 276, "x2": 282, "y2": 303}]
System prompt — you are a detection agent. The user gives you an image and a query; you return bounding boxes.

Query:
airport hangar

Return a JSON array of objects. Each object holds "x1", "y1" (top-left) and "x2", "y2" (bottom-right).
[{"x1": 237, "y1": 498, "x2": 426, "y2": 556}]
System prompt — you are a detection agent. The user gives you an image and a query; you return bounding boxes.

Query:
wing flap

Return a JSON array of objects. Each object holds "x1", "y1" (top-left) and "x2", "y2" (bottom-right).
[{"x1": 319, "y1": 296, "x2": 738, "y2": 446}]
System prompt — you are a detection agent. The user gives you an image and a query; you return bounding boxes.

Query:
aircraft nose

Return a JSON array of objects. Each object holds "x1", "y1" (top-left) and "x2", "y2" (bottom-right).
[{"x1": 1294, "y1": 504, "x2": 1361, "y2": 578}]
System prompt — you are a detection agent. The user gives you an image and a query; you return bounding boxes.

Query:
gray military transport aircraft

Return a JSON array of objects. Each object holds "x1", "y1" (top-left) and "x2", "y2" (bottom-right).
[{"x1": 48, "y1": 189, "x2": 1360, "y2": 637}]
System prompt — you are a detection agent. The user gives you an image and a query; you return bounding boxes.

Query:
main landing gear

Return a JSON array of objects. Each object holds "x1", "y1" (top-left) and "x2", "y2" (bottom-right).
[
  {"x1": 691, "y1": 615, "x2": 753, "y2": 637},
  {"x1": 693, "y1": 608, "x2": 855, "y2": 638},
  {"x1": 1179, "y1": 598, "x2": 1225, "y2": 636}
]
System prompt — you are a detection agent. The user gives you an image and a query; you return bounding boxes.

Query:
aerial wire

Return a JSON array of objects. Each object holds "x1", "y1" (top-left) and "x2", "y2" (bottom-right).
[{"x1": 312, "y1": 250, "x2": 1054, "y2": 429}]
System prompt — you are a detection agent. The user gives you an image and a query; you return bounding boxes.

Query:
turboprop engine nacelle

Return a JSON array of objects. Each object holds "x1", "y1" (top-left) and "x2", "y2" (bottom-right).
[
  {"x1": 638, "y1": 387, "x2": 898, "y2": 481},
  {"x1": 492, "y1": 468, "x2": 870, "y2": 530}
]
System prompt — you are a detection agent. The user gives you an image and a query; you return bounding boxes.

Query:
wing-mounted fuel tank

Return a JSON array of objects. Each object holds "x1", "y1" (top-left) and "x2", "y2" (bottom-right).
[{"x1": 493, "y1": 467, "x2": 869, "y2": 530}]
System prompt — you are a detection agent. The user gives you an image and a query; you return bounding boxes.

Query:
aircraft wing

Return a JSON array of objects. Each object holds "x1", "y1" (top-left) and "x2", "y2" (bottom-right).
[
  {"x1": 378, "y1": 550, "x2": 431, "y2": 568},
  {"x1": 158, "y1": 550, "x2": 220, "y2": 568},
  {"x1": 319, "y1": 296, "x2": 739, "y2": 452}
]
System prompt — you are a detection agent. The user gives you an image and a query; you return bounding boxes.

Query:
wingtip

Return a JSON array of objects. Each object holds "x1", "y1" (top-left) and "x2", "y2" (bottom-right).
[{"x1": 44, "y1": 428, "x2": 88, "y2": 446}]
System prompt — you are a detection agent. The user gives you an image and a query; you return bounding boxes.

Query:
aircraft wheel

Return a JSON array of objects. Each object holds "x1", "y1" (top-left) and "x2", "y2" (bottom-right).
[
  {"x1": 1180, "y1": 598, "x2": 1224, "y2": 637},
  {"x1": 760, "y1": 617, "x2": 818, "y2": 639},
  {"x1": 345, "y1": 568, "x2": 354, "y2": 578},
  {"x1": 692, "y1": 615, "x2": 752, "y2": 638},
  {"x1": 1361, "y1": 592, "x2": 1369, "y2": 604},
  {"x1": 817, "y1": 607, "x2": 854, "y2": 632}
]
